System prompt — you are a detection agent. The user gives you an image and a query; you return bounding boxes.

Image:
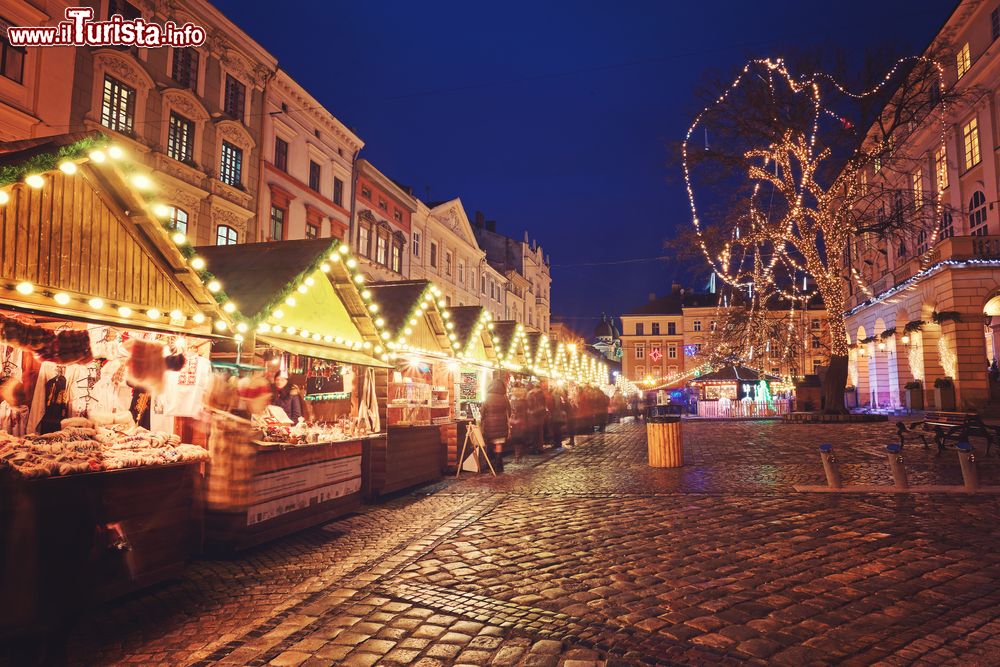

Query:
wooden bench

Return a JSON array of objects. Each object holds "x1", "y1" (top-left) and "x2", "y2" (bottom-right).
[{"x1": 912, "y1": 411, "x2": 999, "y2": 455}]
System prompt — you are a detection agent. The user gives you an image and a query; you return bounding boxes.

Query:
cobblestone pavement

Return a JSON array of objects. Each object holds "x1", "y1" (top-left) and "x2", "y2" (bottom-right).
[{"x1": 43, "y1": 421, "x2": 1000, "y2": 665}]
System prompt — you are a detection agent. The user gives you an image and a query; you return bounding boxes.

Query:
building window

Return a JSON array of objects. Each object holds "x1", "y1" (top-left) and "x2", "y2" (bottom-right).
[
  {"x1": 429, "y1": 241, "x2": 438, "y2": 268},
  {"x1": 412, "y1": 231, "x2": 421, "y2": 257},
  {"x1": 216, "y1": 225, "x2": 238, "y2": 246},
  {"x1": 393, "y1": 209, "x2": 402, "y2": 223},
  {"x1": 445, "y1": 250, "x2": 453, "y2": 276},
  {"x1": 376, "y1": 231, "x2": 388, "y2": 265},
  {"x1": 0, "y1": 19, "x2": 25, "y2": 83},
  {"x1": 333, "y1": 177, "x2": 344, "y2": 206},
  {"x1": 166, "y1": 112, "x2": 194, "y2": 163},
  {"x1": 994, "y1": 7, "x2": 1000, "y2": 41},
  {"x1": 693, "y1": 320, "x2": 701, "y2": 332},
  {"x1": 168, "y1": 207, "x2": 188, "y2": 234},
  {"x1": 813, "y1": 360, "x2": 822, "y2": 373},
  {"x1": 636, "y1": 365, "x2": 645, "y2": 379},
  {"x1": 269, "y1": 205, "x2": 285, "y2": 241},
  {"x1": 458, "y1": 260, "x2": 465, "y2": 285},
  {"x1": 935, "y1": 145, "x2": 949, "y2": 190},
  {"x1": 391, "y1": 238, "x2": 402, "y2": 273},
  {"x1": 223, "y1": 74, "x2": 246, "y2": 120},
  {"x1": 358, "y1": 222, "x2": 371, "y2": 257},
  {"x1": 963, "y1": 117, "x2": 981, "y2": 169},
  {"x1": 309, "y1": 161, "x2": 321, "y2": 191},
  {"x1": 940, "y1": 210, "x2": 954, "y2": 239},
  {"x1": 635, "y1": 323, "x2": 644, "y2": 335},
  {"x1": 219, "y1": 141, "x2": 243, "y2": 187},
  {"x1": 274, "y1": 137, "x2": 288, "y2": 172},
  {"x1": 668, "y1": 345, "x2": 677, "y2": 359},
  {"x1": 361, "y1": 185, "x2": 372, "y2": 199},
  {"x1": 305, "y1": 222, "x2": 319, "y2": 239},
  {"x1": 667, "y1": 322, "x2": 676, "y2": 335},
  {"x1": 811, "y1": 336, "x2": 821, "y2": 349},
  {"x1": 481, "y1": 274, "x2": 486, "y2": 294},
  {"x1": 917, "y1": 228, "x2": 929, "y2": 255},
  {"x1": 911, "y1": 169, "x2": 923, "y2": 211},
  {"x1": 378, "y1": 198, "x2": 387, "y2": 212},
  {"x1": 100, "y1": 75, "x2": 136, "y2": 135},
  {"x1": 969, "y1": 190, "x2": 988, "y2": 235},
  {"x1": 957, "y1": 42, "x2": 972, "y2": 79},
  {"x1": 811, "y1": 318, "x2": 821, "y2": 330},
  {"x1": 171, "y1": 47, "x2": 198, "y2": 90},
  {"x1": 651, "y1": 323, "x2": 660, "y2": 335},
  {"x1": 710, "y1": 321, "x2": 717, "y2": 331},
  {"x1": 635, "y1": 345, "x2": 645, "y2": 359}
]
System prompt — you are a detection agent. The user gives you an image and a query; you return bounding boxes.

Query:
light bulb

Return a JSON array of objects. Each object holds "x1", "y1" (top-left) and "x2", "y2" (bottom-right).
[
  {"x1": 107, "y1": 145, "x2": 124, "y2": 159},
  {"x1": 172, "y1": 232, "x2": 187, "y2": 245},
  {"x1": 222, "y1": 302, "x2": 236, "y2": 314},
  {"x1": 297, "y1": 285, "x2": 307, "y2": 294},
  {"x1": 190, "y1": 257, "x2": 205, "y2": 270},
  {"x1": 285, "y1": 296, "x2": 296, "y2": 307},
  {"x1": 53, "y1": 292, "x2": 71, "y2": 305},
  {"x1": 346, "y1": 258, "x2": 358, "y2": 269},
  {"x1": 153, "y1": 204, "x2": 171, "y2": 218},
  {"x1": 15, "y1": 282, "x2": 33, "y2": 295},
  {"x1": 146, "y1": 308, "x2": 160, "y2": 320},
  {"x1": 354, "y1": 275, "x2": 364, "y2": 283},
  {"x1": 89, "y1": 297, "x2": 104, "y2": 309},
  {"x1": 88, "y1": 150, "x2": 106, "y2": 163},
  {"x1": 192, "y1": 312, "x2": 206, "y2": 324},
  {"x1": 236, "y1": 322, "x2": 248, "y2": 333},
  {"x1": 118, "y1": 306, "x2": 132, "y2": 317},
  {"x1": 258, "y1": 323, "x2": 271, "y2": 333},
  {"x1": 131, "y1": 174, "x2": 152, "y2": 190},
  {"x1": 338, "y1": 245, "x2": 349, "y2": 255},
  {"x1": 320, "y1": 263, "x2": 330, "y2": 272},
  {"x1": 58, "y1": 161, "x2": 77, "y2": 175},
  {"x1": 214, "y1": 320, "x2": 227, "y2": 331},
  {"x1": 0, "y1": 191, "x2": 7, "y2": 205},
  {"x1": 368, "y1": 304, "x2": 378, "y2": 312},
  {"x1": 375, "y1": 318, "x2": 385, "y2": 327},
  {"x1": 305, "y1": 277, "x2": 315, "y2": 286},
  {"x1": 207, "y1": 280, "x2": 221, "y2": 293},
  {"x1": 361, "y1": 289, "x2": 372, "y2": 300},
  {"x1": 169, "y1": 309, "x2": 184, "y2": 321},
  {"x1": 24, "y1": 174, "x2": 44, "y2": 189}
]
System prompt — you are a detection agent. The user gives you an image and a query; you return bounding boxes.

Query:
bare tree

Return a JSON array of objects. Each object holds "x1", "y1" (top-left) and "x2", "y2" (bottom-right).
[{"x1": 682, "y1": 54, "x2": 966, "y2": 413}]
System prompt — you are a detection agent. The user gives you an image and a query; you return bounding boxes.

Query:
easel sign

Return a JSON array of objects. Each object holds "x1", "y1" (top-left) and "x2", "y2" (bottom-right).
[{"x1": 456, "y1": 422, "x2": 497, "y2": 477}]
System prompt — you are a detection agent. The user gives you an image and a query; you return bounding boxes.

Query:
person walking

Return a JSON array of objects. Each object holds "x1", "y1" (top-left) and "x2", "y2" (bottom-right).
[
  {"x1": 480, "y1": 376, "x2": 510, "y2": 472},
  {"x1": 526, "y1": 382, "x2": 547, "y2": 455},
  {"x1": 509, "y1": 383, "x2": 529, "y2": 462},
  {"x1": 550, "y1": 386, "x2": 568, "y2": 449}
]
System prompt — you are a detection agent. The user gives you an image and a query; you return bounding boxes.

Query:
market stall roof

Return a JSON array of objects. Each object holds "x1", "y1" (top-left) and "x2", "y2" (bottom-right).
[
  {"x1": 690, "y1": 365, "x2": 781, "y2": 383},
  {"x1": 445, "y1": 305, "x2": 497, "y2": 363},
  {"x1": 365, "y1": 280, "x2": 453, "y2": 356},
  {"x1": 0, "y1": 132, "x2": 221, "y2": 335},
  {"x1": 490, "y1": 320, "x2": 531, "y2": 370},
  {"x1": 195, "y1": 238, "x2": 390, "y2": 368}
]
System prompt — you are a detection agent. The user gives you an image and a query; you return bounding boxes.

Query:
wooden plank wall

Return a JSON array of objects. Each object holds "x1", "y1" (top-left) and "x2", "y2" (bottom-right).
[{"x1": 0, "y1": 174, "x2": 191, "y2": 312}]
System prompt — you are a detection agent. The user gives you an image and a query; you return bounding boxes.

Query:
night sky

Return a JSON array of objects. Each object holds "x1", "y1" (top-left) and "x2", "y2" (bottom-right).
[{"x1": 212, "y1": 0, "x2": 953, "y2": 333}]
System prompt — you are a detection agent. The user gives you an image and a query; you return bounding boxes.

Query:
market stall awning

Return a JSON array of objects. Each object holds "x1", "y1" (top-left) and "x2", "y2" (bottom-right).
[
  {"x1": 257, "y1": 334, "x2": 391, "y2": 368},
  {"x1": 445, "y1": 305, "x2": 496, "y2": 363},
  {"x1": 366, "y1": 280, "x2": 453, "y2": 355},
  {"x1": 689, "y1": 365, "x2": 781, "y2": 383},
  {"x1": 490, "y1": 320, "x2": 531, "y2": 369},
  {"x1": 195, "y1": 239, "x2": 386, "y2": 367}
]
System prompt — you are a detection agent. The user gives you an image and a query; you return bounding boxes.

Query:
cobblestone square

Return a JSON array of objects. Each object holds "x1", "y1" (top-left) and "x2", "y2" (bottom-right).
[{"x1": 42, "y1": 421, "x2": 1000, "y2": 665}]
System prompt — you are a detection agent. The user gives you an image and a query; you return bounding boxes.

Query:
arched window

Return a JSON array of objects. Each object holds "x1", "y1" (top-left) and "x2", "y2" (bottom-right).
[
  {"x1": 969, "y1": 190, "x2": 988, "y2": 236},
  {"x1": 168, "y1": 206, "x2": 188, "y2": 234},
  {"x1": 940, "y1": 210, "x2": 954, "y2": 239},
  {"x1": 216, "y1": 225, "x2": 238, "y2": 246}
]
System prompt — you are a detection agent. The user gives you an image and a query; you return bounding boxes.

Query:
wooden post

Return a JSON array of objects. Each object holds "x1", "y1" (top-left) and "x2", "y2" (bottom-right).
[{"x1": 646, "y1": 420, "x2": 683, "y2": 467}]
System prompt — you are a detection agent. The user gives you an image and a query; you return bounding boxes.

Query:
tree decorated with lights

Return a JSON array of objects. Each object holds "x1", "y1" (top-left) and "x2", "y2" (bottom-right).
[{"x1": 683, "y1": 55, "x2": 961, "y2": 413}]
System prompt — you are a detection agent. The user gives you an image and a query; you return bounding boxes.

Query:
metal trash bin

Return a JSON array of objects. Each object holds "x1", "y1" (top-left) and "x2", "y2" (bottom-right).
[{"x1": 646, "y1": 415, "x2": 683, "y2": 467}]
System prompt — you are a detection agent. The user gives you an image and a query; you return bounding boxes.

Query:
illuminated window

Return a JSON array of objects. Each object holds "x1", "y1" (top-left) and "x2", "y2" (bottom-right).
[
  {"x1": 635, "y1": 345, "x2": 645, "y2": 359},
  {"x1": 935, "y1": 146, "x2": 949, "y2": 190},
  {"x1": 216, "y1": 225, "x2": 238, "y2": 246},
  {"x1": 358, "y1": 222, "x2": 371, "y2": 257},
  {"x1": 412, "y1": 231, "x2": 421, "y2": 257},
  {"x1": 911, "y1": 169, "x2": 922, "y2": 211},
  {"x1": 376, "y1": 231, "x2": 388, "y2": 265},
  {"x1": 963, "y1": 117, "x2": 981, "y2": 169},
  {"x1": 305, "y1": 222, "x2": 319, "y2": 239},
  {"x1": 101, "y1": 75, "x2": 135, "y2": 135},
  {"x1": 168, "y1": 207, "x2": 188, "y2": 234},
  {"x1": 167, "y1": 112, "x2": 194, "y2": 163},
  {"x1": 969, "y1": 190, "x2": 988, "y2": 235},
  {"x1": 391, "y1": 238, "x2": 402, "y2": 273},
  {"x1": 668, "y1": 345, "x2": 677, "y2": 359},
  {"x1": 957, "y1": 42, "x2": 972, "y2": 79},
  {"x1": 219, "y1": 141, "x2": 243, "y2": 187},
  {"x1": 269, "y1": 205, "x2": 285, "y2": 241}
]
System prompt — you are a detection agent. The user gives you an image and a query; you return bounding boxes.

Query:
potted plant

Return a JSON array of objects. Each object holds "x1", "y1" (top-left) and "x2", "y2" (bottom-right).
[
  {"x1": 904, "y1": 380, "x2": 924, "y2": 411},
  {"x1": 934, "y1": 377, "x2": 956, "y2": 410},
  {"x1": 844, "y1": 385, "x2": 857, "y2": 408}
]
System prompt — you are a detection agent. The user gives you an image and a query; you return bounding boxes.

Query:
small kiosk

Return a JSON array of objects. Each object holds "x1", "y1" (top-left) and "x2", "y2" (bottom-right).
[
  {"x1": 192, "y1": 238, "x2": 391, "y2": 552},
  {"x1": 444, "y1": 305, "x2": 499, "y2": 471},
  {"x1": 689, "y1": 365, "x2": 784, "y2": 418}
]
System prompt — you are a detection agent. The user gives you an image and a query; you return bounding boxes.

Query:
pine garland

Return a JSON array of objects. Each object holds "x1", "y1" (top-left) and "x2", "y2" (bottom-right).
[{"x1": 0, "y1": 135, "x2": 110, "y2": 187}]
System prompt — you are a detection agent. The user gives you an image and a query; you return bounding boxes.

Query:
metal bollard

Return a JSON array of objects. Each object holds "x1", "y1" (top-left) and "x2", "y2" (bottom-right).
[
  {"x1": 956, "y1": 441, "x2": 978, "y2": 492},
  {"x1": 885, "y1": 444, "x2": 908, "y2": 489},
  {"x1": 819, "y1": 443, "x2": 842, "y2": 489}
]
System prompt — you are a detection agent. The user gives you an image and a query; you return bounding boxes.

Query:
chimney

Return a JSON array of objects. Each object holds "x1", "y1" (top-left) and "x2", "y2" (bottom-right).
[
  {"x1": 671, "y1": 282, "x2": 682, "y2": 294},
  {"x1": 486, "y1": 220, "x2": 496, "y2": 232},
  {"x1": 648, "y1": 292, "x2": 657, "y2": 302},
  {"x1": 474, "y1": 211, "x2": 485, "y2": 228}
]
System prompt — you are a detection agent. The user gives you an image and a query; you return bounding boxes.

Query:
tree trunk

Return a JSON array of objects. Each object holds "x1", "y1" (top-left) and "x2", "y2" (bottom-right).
[{"x1": 822, "y1": 354, "x2": 849, "y2": 414}]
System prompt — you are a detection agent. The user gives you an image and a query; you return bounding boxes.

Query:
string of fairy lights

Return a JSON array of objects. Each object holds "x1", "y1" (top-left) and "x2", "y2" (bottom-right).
[
  {"x1": 0, "y1": 141, "x2": 610, "y2": 386},
  {"x1": 681, "y1": 56, "x2": 950, "y2": 362}
]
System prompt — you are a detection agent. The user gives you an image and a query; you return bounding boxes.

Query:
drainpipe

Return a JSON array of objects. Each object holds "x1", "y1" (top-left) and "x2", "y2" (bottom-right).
[
  {"x1": 257, "y1": 69, "x2": 277, "y2": 243},
  {"x1": 348, "y1": 151, "x2": 360, "y2": 251}
]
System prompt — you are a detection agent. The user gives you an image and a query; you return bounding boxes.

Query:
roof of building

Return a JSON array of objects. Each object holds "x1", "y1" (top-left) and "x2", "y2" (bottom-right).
[
  {"x1": 624, "y1": 290, "x2": 721, "y2": 316},
  {"x1": 446, "y1": 305, "x2": 485, "y2": 350},
  {"x1": 363, "y1": 280, "x2": 433, "y2": 338},
  {"x1": 593, "y1": 314, "x2": 620, "y2": 339}
]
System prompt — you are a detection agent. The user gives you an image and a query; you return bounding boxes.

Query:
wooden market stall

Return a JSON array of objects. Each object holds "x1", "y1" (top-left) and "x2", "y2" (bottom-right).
[
  {"x1": 688, "y1": 365, "x2": 788, "y2": 418},
  {"x1": 0, "y1": 133, "x2": 226, "y2": 638},
  {"x1": 363, "y1": 280, "x2": 455, "y2": 498},
  {"x1": 443, "y1": 305, "x2": 499, "y2": 471},
  {"x1": 192, "y1": 238, "x2": 391, "y2": 552}
]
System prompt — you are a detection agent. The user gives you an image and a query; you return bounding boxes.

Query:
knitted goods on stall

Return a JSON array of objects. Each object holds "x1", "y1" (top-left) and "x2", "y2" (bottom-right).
[{"x1": 125, "y1": 339, "x2": 166, "y2": 392}]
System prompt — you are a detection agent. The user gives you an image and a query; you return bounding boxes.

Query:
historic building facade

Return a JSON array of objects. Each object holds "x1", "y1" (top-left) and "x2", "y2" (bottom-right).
[
  {"x1": 351, "y1": 159, "x2": 416, "y2": 282},
  {"x1": 843, "y1": 0, "x2": 1000, "y2": 410},
  {"x1": 620, "y1": 287, "x2": 829, "y2": 384},
  {"x1": 259, "y1": 69, "x2": 362, "y2": 243},
  {"x1": 472, "y1": 212, "x2": 551, "y2": 333}
]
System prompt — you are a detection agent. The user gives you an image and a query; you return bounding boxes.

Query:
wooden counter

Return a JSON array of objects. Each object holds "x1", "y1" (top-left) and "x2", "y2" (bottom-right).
[
  {"x1": 204, "y1": 436, "x2": 377, "y2": 554},
  {"x1": 0, "y1": 461, "x2": 202, "y2": 640},
  {"x1": 363, "y1": 424, "x2": 447, "y2": 500}
]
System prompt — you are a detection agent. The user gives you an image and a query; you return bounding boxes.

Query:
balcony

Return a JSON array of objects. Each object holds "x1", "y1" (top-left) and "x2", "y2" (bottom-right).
[{"x1": 847, "y1": 235, "x2": 1000, "y2": 310}]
